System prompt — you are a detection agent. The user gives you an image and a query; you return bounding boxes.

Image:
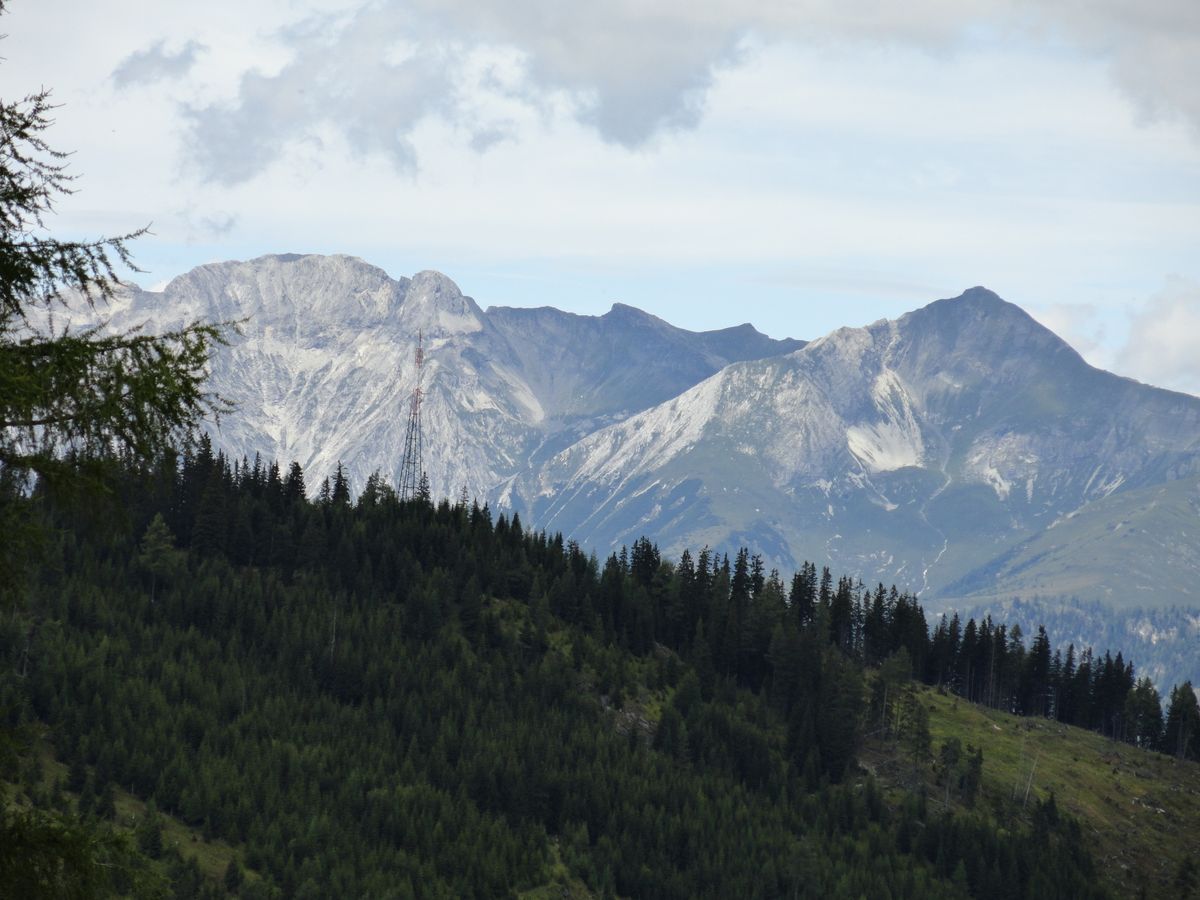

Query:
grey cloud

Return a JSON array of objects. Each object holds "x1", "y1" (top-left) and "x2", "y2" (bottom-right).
[
  {"x1": 112, "y1": 40, "x2": 203, "y2": 88},
  {"x1": 169, "y1": 208, "x2": 240, "y2": 243},
  {"x1": 196, "y1": 212, "x2": 238, "y2": 239},
  {"x1": 410, "y1": 0, "x2": 745, "y2": 146},
  {"x1": 468, "y1": 122, "x2": 517, "y2": 152},
  {"x1": 181, "y1": 0, "x2": 1200, "y2": 183},
  {"x1": 1111, "y1": 33, "x2": 1200, "y2": 134},
  {"x1": 1023, "y1": 0, "x2": 1200, "y2": 135},
  {"x1": 183, "y1": 1, "x2": 746, "y2": 182},
  {"x1": 577, "y1": 69, "x2": 716, "y2": 148},
  {"x1": 184, "y1": 8, "x2": 451, "y2": 184}
]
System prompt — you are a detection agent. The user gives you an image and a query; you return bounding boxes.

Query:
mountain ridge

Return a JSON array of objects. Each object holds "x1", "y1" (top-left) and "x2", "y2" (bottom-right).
[
  {"x1": 528, "y1": 278, "x2": 1200, "y2": 611},
  {"x1": 88, "y1": 254, "x2": 1200, "y2": 636},
  {"x1": 94, "y1": 253, "x2": 805, "y2": 505}
]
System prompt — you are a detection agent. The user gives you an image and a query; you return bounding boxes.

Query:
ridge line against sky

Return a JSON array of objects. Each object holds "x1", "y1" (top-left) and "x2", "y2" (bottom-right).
[{"x1": 2, "y1": 0, "x2": 1198, "y2": 394}]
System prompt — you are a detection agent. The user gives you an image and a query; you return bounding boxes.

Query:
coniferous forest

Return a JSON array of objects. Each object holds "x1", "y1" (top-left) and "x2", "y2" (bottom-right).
[{"x1": 8, "y1": 442, "x2": 1199, "y2": 897}]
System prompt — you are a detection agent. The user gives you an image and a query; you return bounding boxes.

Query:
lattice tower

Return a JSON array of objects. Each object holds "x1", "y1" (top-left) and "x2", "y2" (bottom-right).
[{"x1": 398, "y1": 330, "x2": 426, "y2": 501}]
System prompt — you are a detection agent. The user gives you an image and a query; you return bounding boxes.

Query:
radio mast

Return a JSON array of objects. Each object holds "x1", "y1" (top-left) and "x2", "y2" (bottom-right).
[{"x1": 398, "y1": 330, "x2": 426, "y2": 501}]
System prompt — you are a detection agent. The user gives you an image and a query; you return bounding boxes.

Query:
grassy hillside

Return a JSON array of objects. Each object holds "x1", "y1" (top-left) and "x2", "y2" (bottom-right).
[{"x1": 871, "y1": 685, "x2": 1200, "y2": 900}]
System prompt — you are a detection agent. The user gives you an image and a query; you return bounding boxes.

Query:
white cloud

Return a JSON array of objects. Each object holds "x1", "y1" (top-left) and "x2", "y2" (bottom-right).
[
  {"x1": 1117, "y1": 278, "x2": 1200, "y2": 395},
  {"x1": 165, "y1": 0, "x2": 1200, "y2": 183},
  {"x1": 1026, "y1": 302, "x2": 1108, "y2": 361}
]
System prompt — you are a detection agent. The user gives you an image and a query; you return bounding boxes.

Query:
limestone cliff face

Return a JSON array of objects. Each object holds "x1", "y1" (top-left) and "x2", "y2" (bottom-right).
[{"x1": 101, "y1": 253, "x2": 800, "y2": 506}]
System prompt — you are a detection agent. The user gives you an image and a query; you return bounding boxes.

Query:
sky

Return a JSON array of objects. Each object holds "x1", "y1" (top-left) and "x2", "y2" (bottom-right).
[{"x1": 3, "y1": 0, "x2": 1199, "y2": 394}]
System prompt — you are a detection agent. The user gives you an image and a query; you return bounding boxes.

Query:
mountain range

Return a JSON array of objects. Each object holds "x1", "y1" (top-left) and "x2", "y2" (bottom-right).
[{"x1": 94, "y1": 253, "x2": 1200, "y2": 683}]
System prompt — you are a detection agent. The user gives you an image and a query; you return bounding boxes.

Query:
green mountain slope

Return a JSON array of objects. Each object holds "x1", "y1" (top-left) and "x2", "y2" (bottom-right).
[
  {"x1": 942, "y1": 475, "x2": 1200, "y2": 609},
  {"x1": 4, "y1": 451, "x2": 1197, "y2": 897},
  {"x1": 935, "y1": 475, "x2": 1200, "y2": 691}
]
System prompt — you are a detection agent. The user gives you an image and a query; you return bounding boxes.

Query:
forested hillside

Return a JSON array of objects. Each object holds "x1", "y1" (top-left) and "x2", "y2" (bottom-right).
[{"x1": 3, "y1": 444, "x2": 1197, "y2": 897}]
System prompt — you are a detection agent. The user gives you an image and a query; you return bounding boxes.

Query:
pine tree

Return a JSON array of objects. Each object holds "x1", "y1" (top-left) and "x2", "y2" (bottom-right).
[
  {"x1": 458, "y1": 575, "x2": 482, "y2": 638},
  {"x1": 653, "y1": 705, "x2": 687, "y2": 760},
  {"x1": 224, "y1": 858, "x2": 245, "y2": 894},
  {"x1": 1124, "y1": 677, "x2": 1164, "y2": 750},
  {"x1": 789, "y1": 561, "x2": 816, "y2": 625},
  {"x1": 1023, "y1": 626, "x2": 1052, "y2": 717},
  {"x1": 899, "y1": 690, "x2": 931, "y2": 788},
  {"x1": 135, "y1": 800, "x2": 163, "y2": 859},
  {"x1": 1176, "y1": 856, "x2": 1198, "y2": 899},
  {"x1": 816, "y1": 648, "x2": 864, "y2": 782}
]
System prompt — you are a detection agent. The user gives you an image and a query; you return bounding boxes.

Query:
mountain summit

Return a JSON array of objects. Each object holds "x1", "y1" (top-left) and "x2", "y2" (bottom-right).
[{"x1": 402, "y1": 270, "x2": 485, "y2": 336}]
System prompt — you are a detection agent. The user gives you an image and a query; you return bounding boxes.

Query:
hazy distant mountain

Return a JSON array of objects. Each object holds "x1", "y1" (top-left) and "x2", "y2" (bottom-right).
[{"x1": 101, "y1": 256, "x2": 1200, "y2": 615}]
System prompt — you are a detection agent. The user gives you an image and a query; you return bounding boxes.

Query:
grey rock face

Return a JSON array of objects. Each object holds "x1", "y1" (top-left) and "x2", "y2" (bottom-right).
[{"x1": 97, "y1": 253, "x2": 801, "y2": 508}]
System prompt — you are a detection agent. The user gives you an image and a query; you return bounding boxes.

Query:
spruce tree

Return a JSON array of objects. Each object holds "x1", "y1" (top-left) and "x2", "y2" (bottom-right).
[
  {"x1": 283, "y1": 462, "x2": 306, "y2": 504},
  {"x1": 137, "y1": 513, "x2": 176, "y2": 604},
  {"x1": 332, "y1": 461, "x2": 351, "y2": 505}
]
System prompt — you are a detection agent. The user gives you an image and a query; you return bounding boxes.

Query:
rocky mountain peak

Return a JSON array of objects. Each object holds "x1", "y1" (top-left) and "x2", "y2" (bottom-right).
[
  {"x1": 890, "y1": 285, "x2": 1082, "y2": 390},
  {"x1": 604, "y1": 302, "x2": 662, "y2": 323},
  {"x1": 402, "y1": 270, "x2": 484, "y2": 336},
  {"x1": 151, "y1": 253, "x2": 407, "y2": 336},
  {"x1": 905, "y1": 285, "x2": 1046, "y2": 334},
  {"x1": 955, "y1": 285, "x2": 1004, "y2": 304}
]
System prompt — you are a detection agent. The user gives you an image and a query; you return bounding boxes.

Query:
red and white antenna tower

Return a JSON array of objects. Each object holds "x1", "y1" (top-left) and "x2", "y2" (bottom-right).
[{"x1": 398, "y1": 330, "x2": 426, "y2": 501}]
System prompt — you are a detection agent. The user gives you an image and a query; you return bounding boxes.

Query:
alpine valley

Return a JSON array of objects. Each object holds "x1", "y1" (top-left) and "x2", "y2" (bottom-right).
[{"x1": 99, "y1": 253, "x2": 1200, "y2": 687}]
